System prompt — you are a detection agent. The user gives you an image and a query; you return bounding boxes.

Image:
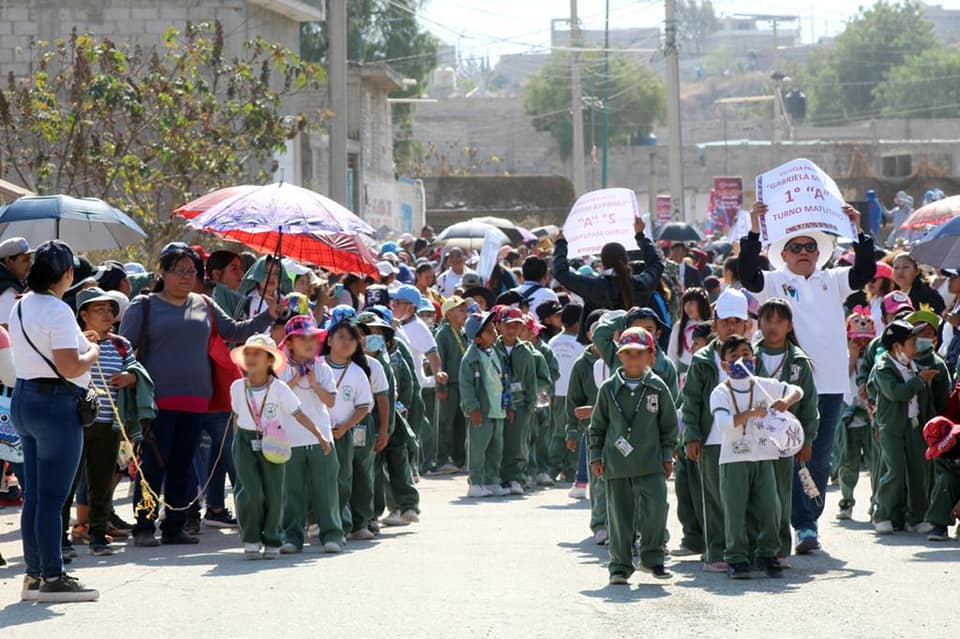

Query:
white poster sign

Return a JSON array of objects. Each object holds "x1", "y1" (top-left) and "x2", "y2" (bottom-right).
[
  {"x1": 476, "y1": 228, "x2": 502, "y2": 283},
  {"x1": 755, "y1": 158, "x2": 855, "y2": 245},
  {"x1": 562, "y1": 188, "x2": 642, "y2": 258}
]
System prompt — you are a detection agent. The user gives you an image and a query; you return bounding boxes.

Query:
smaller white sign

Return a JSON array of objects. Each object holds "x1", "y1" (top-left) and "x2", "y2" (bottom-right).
[
  {"x1": 476, "y1": 228, "x2": 502, "y2": 283},
  {"x1": 563, "y1": 188, "x2": 642, "y2": 258},
  {"x1": 755, "y1": 158, "x2": 855, "y2": 245}
]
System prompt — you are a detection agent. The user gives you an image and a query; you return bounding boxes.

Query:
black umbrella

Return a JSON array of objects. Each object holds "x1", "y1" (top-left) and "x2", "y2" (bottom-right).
[{"x1": 656, "y1": 222, "x2": 704, "y2": 243}]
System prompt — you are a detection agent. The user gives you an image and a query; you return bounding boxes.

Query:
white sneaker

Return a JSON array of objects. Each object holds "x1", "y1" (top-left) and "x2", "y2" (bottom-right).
[
  {"x1": 279, "y1": 542, "x2": 300, "y2": 554},
  {"x1": 381, "y1": 510, "x2": 409, "y2": 527},
  {"x1": 907, "y1": 522, "x2": 934, "y2": 534},
  {"x1": 593, "y1": 528, "x2": 609, "y2": 545},
  {"x1": 323, "y1": 541, "x2": 342, "y2": 554},
  {"x1": 262, "y1": 546, "x2": 280, "y2": 559},
  {"x1": 508, "y1": 481, "x2": 524, "y2": 495},
  {"x1": 835, "y1": 507, "x2": 853, "y2": 520},
  {"x1": 874, "y1": 520, "x2": 894, "y2": 535},
  {"x1": 400, "y1": 509, "x2": 420, "y2": 524},
  {"x1": 486, "y1": 484, "x2": 509, "y2": 497},
  {"x1": 349, "y1": 528, "x2": 375, "y2": 541},
  {"x1": 702, "y1": 561, "x2": 729, "y2": 573},
  {"x1": 467, "y1": 484, "x2": 492, "y2": 498},
  {"x1": 609, "y1": 573, "x2": 629, "y2": 585},
  {"x1": 536, "y1": 472, "x2": 555, "y2": 486},
  {"x1": 568, "y1": 482, "x2": 587, "y2": 499},
  {"x1": 243, "y1": 543, "x2": 262, "y2": 559}
]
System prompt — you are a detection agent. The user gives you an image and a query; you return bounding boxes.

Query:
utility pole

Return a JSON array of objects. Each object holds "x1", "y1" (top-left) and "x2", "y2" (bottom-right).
[
  {"x1": 569, "y1": 0, "x2": 586, "y2": 195},
  {"x1": 328, "y1": 0, "x2": 348, "y2": 208},
  {"x1": 664, "y1": 0, "x2": 686, "y2": 222},
  {"x1": 600, "y1": 0, "x2": 609, "y2": 188}
]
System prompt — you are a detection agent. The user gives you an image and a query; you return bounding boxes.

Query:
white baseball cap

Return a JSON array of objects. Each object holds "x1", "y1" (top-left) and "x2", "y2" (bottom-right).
[
  {"x1": 0, "y1": 237, "x2": 33, "y2": 259},
  {"x1": 715, "y1": 288, "x2": 748, "y2": 320}
]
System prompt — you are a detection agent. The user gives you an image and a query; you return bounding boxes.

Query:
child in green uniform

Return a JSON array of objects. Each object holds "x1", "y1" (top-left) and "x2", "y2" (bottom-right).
[
  {"x1": 682, "y1": 288, "x2": 752, "y2": 572},
  {"x1": 589, "y1": 327, "x2": 677, "y2": 585},
  {"x1": 753, "y1": 299, "x2": 819, "y2": 565},
  {"x1": 522, "y1": 314, "x2": 561, "y2": 487},
  {"x1": 869, "y1": 319, "x2": 939, "y2": 534},
  {"x1": 433, "y1": 296, "x2": 470, "y2": 474},
  {"x1": 495, "y1": 307, "x2": 540, "y2": 495},
  {"x1": 460, "y1": 312, "x2": 509, "y2": 498},
  {"x1": 592, "y1": 307, "x2": 679, "y2": 399},
  {"x1": 710, "y1": 335, "x2": 802, "y2": 579},
  {"x1": 565, "y1": 317, "x2": 606, "y2": 543},
  {"x1": 921, "y1": 417, "x2": 960, "y2": 541}
]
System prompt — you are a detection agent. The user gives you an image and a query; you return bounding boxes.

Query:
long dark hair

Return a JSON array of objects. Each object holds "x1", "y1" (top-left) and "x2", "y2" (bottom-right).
[
  {"x1": 600, "y1": 242, "x2": 634, "y2": 309},
  {"x1": 676, "y1": 287, "x2": 711, "y2": 357},
  {"x1": 757, "y1": 298, "x2": 799, "y2": 346},
  {"x1": 321, "y1": 320, "x2": 371, "y2": 377}
]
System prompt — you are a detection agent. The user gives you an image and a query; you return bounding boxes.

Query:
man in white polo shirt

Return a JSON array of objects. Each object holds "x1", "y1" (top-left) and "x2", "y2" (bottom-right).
[{"x1": 739, "y1": 201, "x2": 876, "y2": 555}]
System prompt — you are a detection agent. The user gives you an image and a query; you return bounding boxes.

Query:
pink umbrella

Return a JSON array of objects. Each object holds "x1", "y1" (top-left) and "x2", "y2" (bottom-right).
[{"x1": 900, "y1": 195, "x2": 960, "y2": 230}]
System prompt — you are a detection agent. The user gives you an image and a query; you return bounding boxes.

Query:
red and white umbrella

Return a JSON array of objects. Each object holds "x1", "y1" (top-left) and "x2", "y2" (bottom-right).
[{"x1": 900, "y1": 195, "x2": 960, "y2": 230}]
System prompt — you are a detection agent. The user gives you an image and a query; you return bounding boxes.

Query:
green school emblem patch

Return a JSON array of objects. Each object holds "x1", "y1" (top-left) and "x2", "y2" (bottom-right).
[{"x1": 342, "y1": 385, "x2": 354, "y2": 401}]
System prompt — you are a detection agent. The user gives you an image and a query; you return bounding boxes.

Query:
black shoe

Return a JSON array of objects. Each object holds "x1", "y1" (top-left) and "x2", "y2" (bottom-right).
[
  {"x1": 727, "y1": 563, "x2": 752, "y2": 579},
  {"x1": 640, "y1": 564, "x2": 672, "y2": 580},
  {"x1": 109, "y1": 513, "x2": 134, "y2": 531},
  {"x1": 928, "y1": 525, "x2": 950, "y2": 541},
  {"x1": 0, "y1": 551, "x2": 5, "y2": 567},
  {"x1": 762, "y1": 557, "x2": 783, "y2": 578},
  {"x1": 203, "y1": 509, "x2": 238, "y2": 528},
  {"x1": 38, "y1": 574, "x2": 99, "y2": 603},
  {"x1": 89, "y1": 537, "x2": 115, "y2": 557},
  {"x1": 133, "y1": 532, "x2": 160, "y2": 547},
  {"x1": 61, "y1": 544, "x2": 78, "y2": 560},
  {"x1": 795, "y1": 534, "x2": 821, "y2": 555},
  {"x1": 184, "y1": 517, "x2": 202, "y2": 536},
  {"x1": 161, "y1": 530, "x2": 199, "y2": 545}
]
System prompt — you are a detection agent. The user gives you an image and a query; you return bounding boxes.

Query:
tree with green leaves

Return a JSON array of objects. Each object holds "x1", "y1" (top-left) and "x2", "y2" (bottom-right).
[
  {"x1": 677, "y1": 0, "x2": 718, "y2": 57},
  {"x1": 523, "y1": 52, "x2": 665, "y2": 158},
  {"x1": 0, "y1": 22, "x2": 324, "y2": 259},
  {"x1": 798, "y1": 1, "x2": 936, "y2": 122},
  {"x1": 874, "y1": 48, "x2": 960, "y2": 118},
  {"x1": 300, "y1": 0, "x2": 439, "y2": 172}
]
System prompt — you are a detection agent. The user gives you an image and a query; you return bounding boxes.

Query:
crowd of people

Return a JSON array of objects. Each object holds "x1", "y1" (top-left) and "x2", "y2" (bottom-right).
[{"x1": 4, "y1": 195, "x2": 960, "y2": 601}]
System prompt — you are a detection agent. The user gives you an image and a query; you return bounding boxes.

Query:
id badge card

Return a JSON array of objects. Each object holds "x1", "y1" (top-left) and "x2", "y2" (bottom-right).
[
  {"x1": 732, "y1": 437, "x2": 752, "y2": 455},
  {"x1": 251, "y1": 438, "x2": 262, "y2": 452},
  {"x1": 510, "y1": 382, "x2": 523, "y2": 392},
  {"x1": 614, "y1": 437, "x2": 634, "y2": 457},
  {"x1": 352, "y1": 425, "x2": 367, "y2": 447}
]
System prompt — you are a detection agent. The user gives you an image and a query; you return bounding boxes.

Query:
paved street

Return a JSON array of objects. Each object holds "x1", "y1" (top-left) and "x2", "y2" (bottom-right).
[{"x1": 0, "y1": 472, "x2": 953, "y2": 638}]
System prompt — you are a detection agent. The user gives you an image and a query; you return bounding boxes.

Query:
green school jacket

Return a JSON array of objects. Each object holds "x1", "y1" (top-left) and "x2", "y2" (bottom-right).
[
  {"x1": 373, "y1": 348, "x2": 399, "y2": 436},
  {"x1": 588, "y1": 369, "x2": 678, "y2": 479},
  {"x1": 914, "y1": 350, "x2": 952, "y2": 417},
  {"x1": 565, "y1": 348, "x2": 599, "y2": 440},
  {"x1": 116, "y1": 359, "x2": 158, "y2": 442},
  {"x1": 681, "y1": 338, "x2": 721, "y2": 445},
  {"x1": 868, "y1": 352, "x2": 933, "y2": 433},
  {"x1": 533, "y1": 339, "x2": 561, "y2": 391},
  {"x1": 856, "y1": 336, "x2": 884, "y2": 390},
  {"x1": 394, "y1": 338, "x2": 422, "y2": 398},
  {"x1": 435, "y1": 320, "x2": 467, "y2": 385},
  {"x1": 755, "y1": 343, "x2": 821, "y2": 446},
  {"x1": 494, "y1": 338, "x2": 539, "y2": 410},
  {"x1": 459, "y1": 343, "x2": 507, "y2": 420},
  {"x1": 593, "y1": 309, "x2": 679, "y2": 401}
]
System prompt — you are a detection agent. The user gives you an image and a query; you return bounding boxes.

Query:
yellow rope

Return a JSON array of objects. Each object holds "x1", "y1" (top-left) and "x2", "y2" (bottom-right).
[{"x1": 95, "y1": 361, "x2": 232, "y2": 519}]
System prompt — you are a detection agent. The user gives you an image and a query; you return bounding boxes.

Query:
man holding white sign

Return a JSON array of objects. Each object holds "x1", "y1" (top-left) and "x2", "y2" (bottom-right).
[{"x1": 739, "y1": 160, "x2": 876, "y2": 557}]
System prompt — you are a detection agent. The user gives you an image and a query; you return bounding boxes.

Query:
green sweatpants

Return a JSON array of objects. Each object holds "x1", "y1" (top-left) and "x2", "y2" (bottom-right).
[
  {"x1": 501, "y1": 408, "x2": 533, "y2": 483},
  {"x1": 839, "y1": 426, "x2": 874, "y2": 507},
  {"x1": 589, "y1": 469, "x2": 607, "y2": 533},
  {"x1": 349, "y1": 423, "x2": 376, "y2": 533},
  {"x1": 874, "y1": 423, "x2": 931, "y2": 526},
  {"x1": 605, "y1": 474, "x2": 667, "y2": 575},
  {"x1": 282, "y1": 444, "x2": 343, "y2": 548},
  {"x1": 374, "y1": 416, "x2": 420, "y2": 516},
  {"x1": 414, "y1": 387, "x2": 435, "y2": 471},
  {"x1": 530, "y1": 406, "x2": 551, "y2": 476},
  {"x1": 869, "y1": 426, "x2": 884, "y2": 517},
  {"x1": 334, "y1": 430, "x2": 355, "y2": 532},
  {"x1": 699, "y1": 445, "x2": 725, "y2": 563},
  {"x1": 721, "y1": 460, "x2": 780, "y2": 566},
  {"x1": 924, "y1": 458, "x2": 960, "y2": 526},
  {"x1": 771, "y1": 456, "x2": 794, "y2": 558},
  {"x1": 420, "y1": 386, "x2": 439, "y2": 471},
  {"x1": 468, "y1": 418, "x2": 504, "y2": 486},
  {"x1": 437, "y1": 384, "x2": 467, "y2": 468},
  {"x1": 548, "y1": 396, "x2": 576, "y2": 478},
  {"x1": 674, "y1": 447, "x2": 705, "y2": 553},
  {"x1": 233, "y1": 429, "x2": 285, "y2": 547}
]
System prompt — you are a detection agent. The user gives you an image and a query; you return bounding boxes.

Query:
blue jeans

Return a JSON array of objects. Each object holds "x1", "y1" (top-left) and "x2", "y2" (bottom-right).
[
  {"x1": 12, "y1": 379, "x2": 84, "y2": 579},
  {"x1": 791, "y1": 393, "x2": 844, "y2": 535},
  {"x1": 134, "y1": 410, "x2": 204, "y2": 536},
  {"x1": 575, "y1": 432, "x2": 588, "y2": 483},
  {"x1": 191, "y1": 412, "x2": 236, "y2": 511}
]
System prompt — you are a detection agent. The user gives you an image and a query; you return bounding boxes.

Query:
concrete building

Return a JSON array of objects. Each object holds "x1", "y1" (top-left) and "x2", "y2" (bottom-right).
[{"x1": 922, "y1": 2, "x2": 960, "y2": 44}]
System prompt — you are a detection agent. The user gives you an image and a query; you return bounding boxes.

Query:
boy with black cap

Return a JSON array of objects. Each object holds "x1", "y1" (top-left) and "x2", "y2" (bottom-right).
[
  {"x1": 549, "y1": 304, "x2": 585, "y2": 483},
  {"x1": 589, "y1": 327, "x2": 678, "y2": 584},
  {"x1": 536, "y1": 300, "x2": 563, "y2": 341},
  {"x1": 460, "y1": 312, "x2": 508, "y2": 498},
  {"x1": 869, "y1": 319, "x2": 939, "y2": 535}
]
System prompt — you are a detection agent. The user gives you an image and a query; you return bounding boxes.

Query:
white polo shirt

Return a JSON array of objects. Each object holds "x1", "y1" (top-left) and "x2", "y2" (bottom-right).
[{"x1": 752, "y1": 265, "x2": 854, "y2": 395}]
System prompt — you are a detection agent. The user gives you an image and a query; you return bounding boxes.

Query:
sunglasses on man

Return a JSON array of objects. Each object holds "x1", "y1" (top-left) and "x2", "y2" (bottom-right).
[{"x1": 785, "y1": 241, "x2": 818, "y2": 255}]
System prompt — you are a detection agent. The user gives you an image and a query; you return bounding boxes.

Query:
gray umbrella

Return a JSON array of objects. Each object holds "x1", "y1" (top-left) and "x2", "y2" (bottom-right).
[
  {"x1": 436, "y1": 220, "x2": 510, "y2": 250},
  {"x1": 0, "y1": 194, "x2": 147, "y2": 251}
]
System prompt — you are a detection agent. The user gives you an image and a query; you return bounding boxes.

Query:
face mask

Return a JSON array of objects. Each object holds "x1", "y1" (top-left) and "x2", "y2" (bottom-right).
[
  {"x1": 365, "y1": 334, "x2": 385, "y2": 353},
  {"x1": 728, "y1": 357, "x2": 755, "y2": 380},
  {"x1": 916, "y1": 337, "x2": 935, "y2": 355}
]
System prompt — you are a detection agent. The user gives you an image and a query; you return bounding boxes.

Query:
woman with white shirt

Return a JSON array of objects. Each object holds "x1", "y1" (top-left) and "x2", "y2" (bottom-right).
[{"x1": 10, "y1": 241, "x2": 100, "y2": 603}]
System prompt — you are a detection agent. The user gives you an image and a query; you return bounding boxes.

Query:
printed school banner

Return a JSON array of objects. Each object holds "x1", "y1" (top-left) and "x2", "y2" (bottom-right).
[
  {"x1": 562, "y1": 188, "x2": 642, "y2": 258},
  {"x1": 755, "y1": 158, "x2": 855, "y2": 245}
]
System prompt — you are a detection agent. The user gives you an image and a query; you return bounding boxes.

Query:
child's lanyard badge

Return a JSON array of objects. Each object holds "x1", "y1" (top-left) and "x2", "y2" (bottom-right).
[
  {"x1": 726, "y1": 379, "x2": 759, "y2": 455},
  {"x1": 608, "y1": 382, "x2": 648, "y2": 458},
  {"x1": 245, "y1": 378, "x2": 273, "y2": 452}
]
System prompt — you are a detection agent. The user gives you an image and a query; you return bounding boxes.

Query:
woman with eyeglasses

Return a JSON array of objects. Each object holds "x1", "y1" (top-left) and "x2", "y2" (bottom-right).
[
  {"x1": 118, "y1": 243, "x2": 279, "y2": 548},
  {"x1": 738, "y1": 200, "x2": 877, "y2": 558}
]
